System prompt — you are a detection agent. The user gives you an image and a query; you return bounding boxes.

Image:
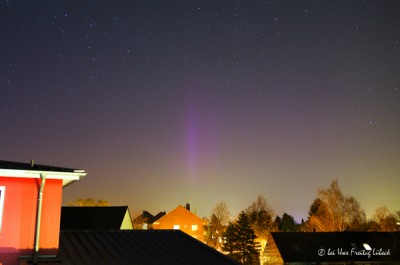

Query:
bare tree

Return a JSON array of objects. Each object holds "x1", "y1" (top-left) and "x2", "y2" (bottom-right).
[
  {"x1": 207, "y1": 201, "x2": 231, "y2": 250},
  {"x1": 211, "y1": 201, "x2": 230, "y2": 226},
  {"x1": 245, "y1": 195, "x2": 275, "y2": 239},
  {"x1": 68, "y1": 198, "x2": 110, "y2": 206},
  {"x1": 372, "y1": 206, "x2": 399, "y2": 231},
  {"x1": 308, "y1": 180, "x2": 365, "y2": 231}
]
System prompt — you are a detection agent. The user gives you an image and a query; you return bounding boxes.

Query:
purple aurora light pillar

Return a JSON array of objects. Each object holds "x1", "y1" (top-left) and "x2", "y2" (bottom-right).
[{"x1": 185, "y1": 107, "x2": 199, "y2": 178}]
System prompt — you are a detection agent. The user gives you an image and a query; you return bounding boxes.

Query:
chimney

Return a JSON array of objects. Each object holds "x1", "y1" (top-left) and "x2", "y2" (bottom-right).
[{"x1": 185, "y1": 203, "x2": 190, "y2": 211}]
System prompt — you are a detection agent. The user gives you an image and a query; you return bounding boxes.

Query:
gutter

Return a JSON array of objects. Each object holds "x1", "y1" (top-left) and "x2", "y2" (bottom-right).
[{"x1": 33, "y1": 173, "x2": 46, "y2": 264}]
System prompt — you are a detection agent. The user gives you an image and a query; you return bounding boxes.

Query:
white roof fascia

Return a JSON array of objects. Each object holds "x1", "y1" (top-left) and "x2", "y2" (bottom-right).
[{"x1": 0, "y1": 169, "x2": 86, "y2": 187}]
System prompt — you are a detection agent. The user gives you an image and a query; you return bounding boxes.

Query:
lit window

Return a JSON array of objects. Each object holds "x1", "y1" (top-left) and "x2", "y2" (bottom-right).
[
  {"x1": 0, "y1": 186, "x2": 5, "y2": 233},
  {"x1": 192, "y1": 224, "x2": 198, "y2": 231},
  {"x1": 173, "y1": 225, "x2": 180, "y2": 230}
]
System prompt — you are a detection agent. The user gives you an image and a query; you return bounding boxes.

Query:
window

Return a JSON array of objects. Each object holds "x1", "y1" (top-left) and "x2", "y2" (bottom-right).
[
  {"x1": 0, "y1": 186, "x2": 5, "y2": 233},
  {"x1": 191, "y1": 224, "x2": 198, "y2": 231},
  {"x1": 173, "y1": 225, "x2": 180, "y2": 230}
]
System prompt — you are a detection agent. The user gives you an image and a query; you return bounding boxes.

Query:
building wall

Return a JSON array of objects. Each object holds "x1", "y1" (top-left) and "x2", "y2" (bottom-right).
[
  {"x1": 152, "y1": 206, "x2": 206, "y2": 241},
  {"x1": 261, "y1": 234, "x2": 284, "y2": 265},
  {"x1": 120, "y1": 210, "x2": 134, "y2": 230},
  {"x1": 0, "y1": 177, "x2": 63, "y2": 265}
]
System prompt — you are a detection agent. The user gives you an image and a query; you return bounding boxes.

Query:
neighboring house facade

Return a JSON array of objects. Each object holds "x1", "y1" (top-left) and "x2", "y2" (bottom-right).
[
  {"x1": 263, "y1": 232, "x2": 400, "y2": 264},
  {"x1": 0, "y1": 160, "x2": 86, "y2": 265},
  {"x1": 152, "y1": 204, "x2": 206, "y2": 242},
  {"x1": 60, "y1": 206, "x2": 133, "y2": 230}
]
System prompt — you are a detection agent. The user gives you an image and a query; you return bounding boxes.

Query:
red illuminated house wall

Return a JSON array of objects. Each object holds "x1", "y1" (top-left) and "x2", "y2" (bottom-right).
[{"x1": 0, "y1": 177, "x2": 63, "y2": 265}]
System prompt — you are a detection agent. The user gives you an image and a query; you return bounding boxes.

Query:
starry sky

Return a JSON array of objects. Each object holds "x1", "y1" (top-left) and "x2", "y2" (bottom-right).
[{"x1": 1, "y1": 0, "x2": 399, "y2": 221}]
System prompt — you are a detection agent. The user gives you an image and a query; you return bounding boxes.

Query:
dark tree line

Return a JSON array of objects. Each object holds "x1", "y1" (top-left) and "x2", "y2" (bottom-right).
[
  {"x1": 68, "y1": 198, "x2": 110, "y2": 206},
  {"x1": 305, "y1": 180, "x2": 399, "y2": 232},
  {"x1": 208, "y1": 180, "x2": 399, "y2": 264}
]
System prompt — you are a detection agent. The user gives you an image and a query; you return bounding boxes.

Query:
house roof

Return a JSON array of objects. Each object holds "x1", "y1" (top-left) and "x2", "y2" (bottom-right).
[
  {"x1": 0, "y1": 160, "x2": 86, "y2": 187},
  {"x1": 60, "y1": 206, "x2": 131, "y2": 230},
  {"x1": 57, "y1": 230, "x2": 240, "y2": 265},
  {"x1": 133, "y1": 210, "x2": 155, "y2": 222},
  {"x1": 271, "y1": 232, "x2": 400, "y2": 263},
  {"x1": 153, "y1": 211, "x2": 167, "y2": 222},
  {"x1": 153, "y1": 205, "x2": 205, "y2": 225},
  {"x1": 133, "y1": 210, "x2": 166, "y2": 225}
]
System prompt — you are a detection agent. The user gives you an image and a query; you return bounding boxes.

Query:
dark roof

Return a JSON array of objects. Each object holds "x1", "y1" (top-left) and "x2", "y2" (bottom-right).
[
  {"x1": 133, "y1": 210, "x2": 166, "y2": 224},
  {"x1": 60, "y1": 206, "x2": 130, "y2": 230},
  {"x1": 153, "y1": 211, "x2": 166, "y2": 222},
  {"x1": 0, "y1": 160, "x2": 83, "y2": 173},
  {"x1": 271, "y1": 232, "x2": 400, "y2": 263},
  {"x1": 58, "y1": 230, "x2": 240, "y2": 265},
  {"x1": 133, "y1": 210, "x2": 155, "y2": 222}
]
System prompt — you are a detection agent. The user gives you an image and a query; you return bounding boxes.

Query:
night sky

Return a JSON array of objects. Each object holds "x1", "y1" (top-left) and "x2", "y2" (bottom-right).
[{"x1": 1, "y1": 1, "x2": 399, "y2": 221}]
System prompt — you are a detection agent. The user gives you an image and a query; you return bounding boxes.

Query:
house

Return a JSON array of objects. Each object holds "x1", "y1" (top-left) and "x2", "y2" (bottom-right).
[
  {"x1": 152, "y1": 204, "x2": 207, "y2": 242},
  {"x1": 1, "y1": 161, "x2": 239, "y2": 265},
  {"x1": 57, "y1": 229, "x2": 240, "y2": 265},
  {"x1": 0, "y1": 160, "x2": 86, "y2": 265},
  {"x1": 263, "y1": 232, "x2": 400, "y2": 264},
  {"x1": 60, "y1": 206, "x2": 133, "y2": 230},
  {"x1": 132, "y1": 210, "x2": 166, "y2": 229}
]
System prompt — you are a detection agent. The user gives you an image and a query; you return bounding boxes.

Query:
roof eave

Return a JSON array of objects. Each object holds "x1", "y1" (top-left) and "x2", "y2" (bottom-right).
[{"x1": 0, "y1": 168, "x2": 86, "y2": 187}]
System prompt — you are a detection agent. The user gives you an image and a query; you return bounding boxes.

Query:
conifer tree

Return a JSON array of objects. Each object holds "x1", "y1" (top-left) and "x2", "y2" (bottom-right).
[{"x1": 223, "y1": 211, "x2": 260, "y2": 265}]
